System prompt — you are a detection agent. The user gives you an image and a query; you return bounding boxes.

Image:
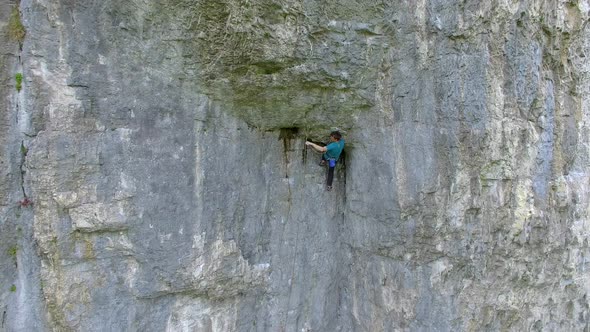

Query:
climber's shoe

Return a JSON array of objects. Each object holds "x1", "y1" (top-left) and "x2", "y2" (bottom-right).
[{"x1": 327, "y1": 186, "x2": 332, "y2": 191}]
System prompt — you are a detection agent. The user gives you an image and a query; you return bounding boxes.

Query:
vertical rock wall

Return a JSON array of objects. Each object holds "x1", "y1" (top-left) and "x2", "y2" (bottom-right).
[
  {"x1": 0, "y1": 1, "x2": 19, "y2": 330},
  {"x1": 343, "y1": 1, "x2": 590, "y2": 330},
  {"x1": 1, "y1": 0, "x2": 589, "y2": 331},
  {"x1": 1, "y1": 0, "x2": 47, "y2": 331}
]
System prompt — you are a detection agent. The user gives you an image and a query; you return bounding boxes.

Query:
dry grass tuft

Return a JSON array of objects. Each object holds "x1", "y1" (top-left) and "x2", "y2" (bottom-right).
[{"x1": 8, "y1": 6, "x2": 26, "y2": 43}]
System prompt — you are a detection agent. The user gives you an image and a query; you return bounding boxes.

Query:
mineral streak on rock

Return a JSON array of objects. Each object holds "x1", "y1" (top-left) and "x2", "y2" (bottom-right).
[{"x1": 1, "y1": 0, "x2": 590, "y2": 331}]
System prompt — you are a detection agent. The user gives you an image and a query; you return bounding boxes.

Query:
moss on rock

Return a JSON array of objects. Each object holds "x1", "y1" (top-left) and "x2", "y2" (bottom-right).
[
  {"x1": 151, "y1": 0, "x2": 388, "y2": 133},
  {"x1": 8, "y1": 5, "x2": 26, "y2": 44}
]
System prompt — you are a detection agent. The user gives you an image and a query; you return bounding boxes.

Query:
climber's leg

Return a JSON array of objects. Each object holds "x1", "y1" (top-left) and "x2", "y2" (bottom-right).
[{"x1": 326, "y1": 164, "x2": 335, "y2": 190}]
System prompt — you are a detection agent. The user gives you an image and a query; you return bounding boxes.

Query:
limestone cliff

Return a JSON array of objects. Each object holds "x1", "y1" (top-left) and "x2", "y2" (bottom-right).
[{"x1": 1, "y1": 0, "x2": 590, "y2": 331}]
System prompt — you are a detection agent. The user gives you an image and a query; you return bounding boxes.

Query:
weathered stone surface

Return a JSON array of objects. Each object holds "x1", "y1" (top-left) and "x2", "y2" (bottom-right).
[{"x1": 1, "y1": 0, "x2": 590, "y2": 331}]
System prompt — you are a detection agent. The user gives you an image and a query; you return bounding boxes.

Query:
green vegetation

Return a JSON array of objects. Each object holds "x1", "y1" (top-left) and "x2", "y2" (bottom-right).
[
  {"x1": 20, "y1": 140, "x2": 28, "y2": 155},
  {"x1": 8, "y1": 246, "x2": 17, "y2": 257},
  {"x1": 15, "y1": 73, "x2": 23, "y2": 92},
  {"x1": 10, "y1": 284, "x2": 16, "y2": 292},
  {"x1": 8, "y1": 6, "x2": 26, "y2": 43}
]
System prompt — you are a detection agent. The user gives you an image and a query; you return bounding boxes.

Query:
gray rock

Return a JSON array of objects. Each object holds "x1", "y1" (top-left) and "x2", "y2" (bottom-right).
[{"x1": 1, "y1": 0, "x2": 589, "y2": 331}]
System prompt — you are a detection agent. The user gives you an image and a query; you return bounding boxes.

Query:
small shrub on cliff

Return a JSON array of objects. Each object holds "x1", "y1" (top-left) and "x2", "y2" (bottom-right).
[
  {"x1": 8, "y1": 6, "x2": 26, "y2": 43},
  {"x1": 20, "y1": 141, "x2": 27, "y2": 155},
  {"x1": 15, "y1": 73, "x2": 23, "y2": 92},
  {"x1": 18, "y1": 197, "x2": 32, "y2": 208},
  {"x1": 10, "y1": 285, "x2": 16, "y2": 292},
  {"x1": 8, "y1": 246, "x2": 17, "y2": 257}
]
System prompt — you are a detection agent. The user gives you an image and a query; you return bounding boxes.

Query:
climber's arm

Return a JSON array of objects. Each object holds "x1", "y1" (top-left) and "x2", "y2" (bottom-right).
[{"x1": 305, "y1": 141, "x2": 327, "y2": 153}]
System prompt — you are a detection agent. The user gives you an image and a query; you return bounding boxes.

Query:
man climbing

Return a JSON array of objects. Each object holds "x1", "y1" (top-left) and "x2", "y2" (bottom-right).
[{"x1": 305, "y1": 131, "x2": 345, "y2": 191}]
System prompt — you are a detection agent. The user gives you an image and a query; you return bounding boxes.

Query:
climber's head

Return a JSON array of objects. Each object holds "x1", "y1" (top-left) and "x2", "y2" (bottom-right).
[{"x1": 330, "y1": 131, "x2": 342, "y2": 141}]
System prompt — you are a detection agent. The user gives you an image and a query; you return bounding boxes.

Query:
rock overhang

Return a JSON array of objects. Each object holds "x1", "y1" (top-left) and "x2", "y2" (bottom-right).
[{"x1": 150, "y1": 0, "x2": 392, "y2": 135}]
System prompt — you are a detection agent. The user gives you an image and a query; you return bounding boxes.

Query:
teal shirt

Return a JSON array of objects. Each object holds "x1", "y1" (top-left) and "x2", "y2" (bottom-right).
[{"x1": 323, "y1": 139, "x2": 345, "y2": 160}]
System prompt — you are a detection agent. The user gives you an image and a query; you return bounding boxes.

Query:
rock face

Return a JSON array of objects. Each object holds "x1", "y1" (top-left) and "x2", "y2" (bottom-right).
[{"x1": 1, "y1": 0, "x2": 590, "y2": 331}]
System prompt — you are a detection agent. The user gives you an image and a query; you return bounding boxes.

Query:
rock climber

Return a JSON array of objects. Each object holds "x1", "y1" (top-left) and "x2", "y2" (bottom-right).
[{"x1": 305, "y1": 131, "x2": 345, "y2": 191}]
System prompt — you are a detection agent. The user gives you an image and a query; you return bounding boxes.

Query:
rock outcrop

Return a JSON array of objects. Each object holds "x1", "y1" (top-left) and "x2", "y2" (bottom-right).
[{"x1": 1, "y1": 0, "x2": 589, "y2": 331}]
